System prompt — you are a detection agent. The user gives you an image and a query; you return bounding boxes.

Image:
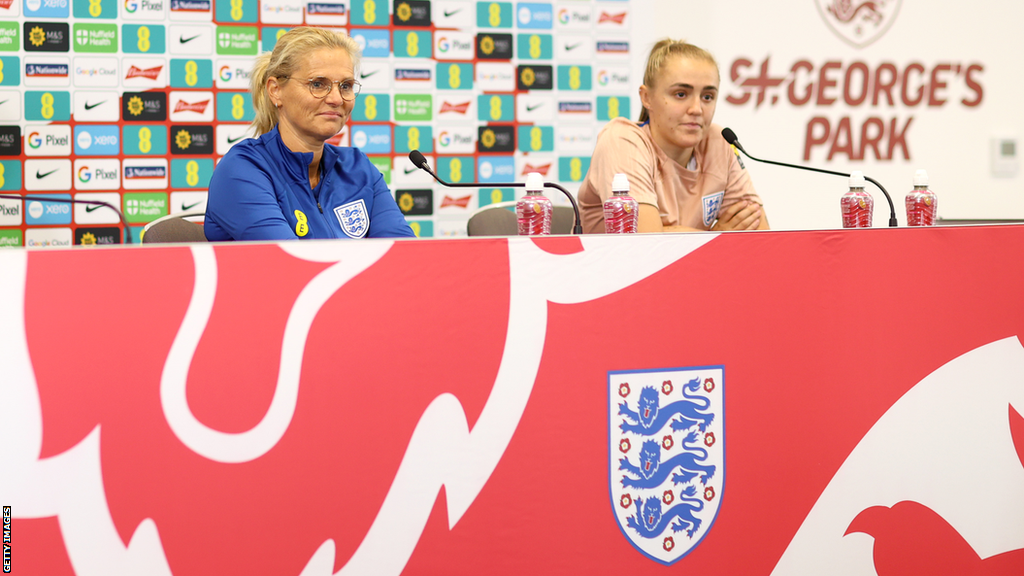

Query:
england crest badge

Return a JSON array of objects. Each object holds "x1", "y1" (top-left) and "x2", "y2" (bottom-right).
[
  {"x1": 608, "y1": 366, "x2": 724, "y2": 565},
  {"x1": 702, "y1": 191, "x2": 724, "y2": 228},
  {"x1": 334, "y1": 199, "x2": 369, "y2": 238}
]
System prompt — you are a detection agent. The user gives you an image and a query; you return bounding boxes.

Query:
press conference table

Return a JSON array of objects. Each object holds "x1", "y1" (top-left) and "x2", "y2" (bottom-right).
[{"x1": 2, "y1": 225, "x2": 1023, "y2": 576}]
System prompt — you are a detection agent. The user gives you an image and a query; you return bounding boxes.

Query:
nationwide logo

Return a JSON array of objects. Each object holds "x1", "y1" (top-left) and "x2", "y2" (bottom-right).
[
  {"x1": 598, "y1": 11, "x2": 627, "y2": 24},
  {"x1": 125, "y1": 166, "x2": 167, "y2": 178},
  {"x1": 440, "y1": 195, "x2": 472, "y2": 209},
  {"x1": 559, "y1": 102, "x2": 592, "y2": 113},
  {"x1": 439, "y1": 101, "x2": 470, "y2": 114},
  {"x1": 597, "y1": 41, "x2": 629, "y2": 54},
  {"x1": 26, "y1": 64, "x2": 69, "y2": 77},
  {"x1": 125, "y1": 65, "x2": 163, "y2": 80},
  {"x1": 521, "y1": 163, "x2": 551, "y2": 176},
  {"x1": 170, "y1": 0, "x2": 211, "y2": 10},
  {"x1": 307, "y1": 2, "x2": 346, "y2": 14},
  {"x1": 174, "y1": 99, "x2": 210, "y2": 114},
  {"x1": 815, "y1": 0, "x2": 901, "y2": 48},
  {"x1": 395, "y1": 69, "x2": 430, "y2": 81}
]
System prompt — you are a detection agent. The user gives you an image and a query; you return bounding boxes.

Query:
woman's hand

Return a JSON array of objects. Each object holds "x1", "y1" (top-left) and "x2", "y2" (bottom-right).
[{"x1": 712, "y1": 200, "x2": 762, "y2": 231}]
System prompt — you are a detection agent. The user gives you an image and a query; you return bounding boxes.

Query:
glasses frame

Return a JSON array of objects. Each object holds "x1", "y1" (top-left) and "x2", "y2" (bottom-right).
[{"x1": 280, "y1": 76, "x2": 362, "y2": 101}]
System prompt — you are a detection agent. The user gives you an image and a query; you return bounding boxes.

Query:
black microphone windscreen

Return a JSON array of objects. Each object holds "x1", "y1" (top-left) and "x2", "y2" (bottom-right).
[
  {"x1": 408, "y1": 150, "x2": 427, "y2": 169},
  {"x1": 721, "y1": 128, "x2": 739, "y2": 146}
]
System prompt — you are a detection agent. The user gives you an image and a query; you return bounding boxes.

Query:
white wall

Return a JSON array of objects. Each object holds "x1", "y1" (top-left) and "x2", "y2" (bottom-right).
[{"x1": 633, "y1": 0, "x2": 1024, "y2": 230}]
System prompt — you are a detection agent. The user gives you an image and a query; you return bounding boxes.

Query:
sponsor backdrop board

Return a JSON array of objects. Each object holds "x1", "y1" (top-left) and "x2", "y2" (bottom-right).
[
  {"x1": 0, "y1": 0, "x2": 635, "y2": 244},
  {"x1": 2, "y1": 227, "x2": 1024, "y2": 574}
]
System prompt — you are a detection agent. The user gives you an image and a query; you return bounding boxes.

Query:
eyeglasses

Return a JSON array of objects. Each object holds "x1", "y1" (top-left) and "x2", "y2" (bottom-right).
[{"x1": 280, "y1": 76, "x2": 361, "y2": 101}]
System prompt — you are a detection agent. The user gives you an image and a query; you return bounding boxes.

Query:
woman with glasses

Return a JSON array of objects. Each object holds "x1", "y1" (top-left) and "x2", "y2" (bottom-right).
[{"x1": 205, "y1": 27, "x2": 414, "y2": 241}]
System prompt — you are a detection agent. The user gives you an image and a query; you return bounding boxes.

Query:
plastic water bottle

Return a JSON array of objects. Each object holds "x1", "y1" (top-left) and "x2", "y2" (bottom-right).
[
  {"x1": 516, "y1": 172, "x2": 552, "y2": 235},
  {"x1": 841, "y1": 170, "x2": 873, "y2": 228},
  {"x1": 905, "y1": 169, "x2": 937, "y2": 226},
  {"x1": 603, "y1": 173, "x2": 639, "y2": 234}
]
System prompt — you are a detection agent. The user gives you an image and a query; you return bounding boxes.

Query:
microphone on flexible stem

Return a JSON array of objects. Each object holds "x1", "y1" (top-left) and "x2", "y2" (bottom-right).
[
  {"x1": 408, "y1": 150, "x2": 584, "y2": 235},
  {"x1": 721, "y1": 128, "x2": 898, "y2": 227},
  {"x1": 0, "y1": 194, "x2": 134, "y2": 244}
]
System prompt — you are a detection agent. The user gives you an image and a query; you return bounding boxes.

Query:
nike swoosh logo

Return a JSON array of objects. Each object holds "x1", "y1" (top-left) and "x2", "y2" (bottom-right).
[
  {"x1": 85, "y1": 204, "x2": 102, "y2": 213},
  {"x1": 443, "y1": 8, "x2": 462, "y2": 17},
  {"x1": 525, "y1": 103, "x2": 542, "y2": 111},
  {"x1": 36, "y1": 169, "x2": 58, "y2": 179},
  {"x1": 404, "y1": 167, "x2": 418, "y2": 175},
  {"x1": 226, "y1": 134, "x2": 245, "y2": 144},
  {"x1": 0, "y1": 100, "x2": 8, "y2": 106},
  {"x1": 181, "y1": 201, "x2": 202, "y2": 211},
  {"x1": 84, "y1": 101, "x2": 105, "y2": 110},
  {"x1": 565, "y1": 43, "x2": 582, "y2": 51},
  {"x1": 179, "y1": 34, "x2": 201, "y2": 44},
  {"x1": 360, "y1": 70, "x2": 381, "y2": 80}
]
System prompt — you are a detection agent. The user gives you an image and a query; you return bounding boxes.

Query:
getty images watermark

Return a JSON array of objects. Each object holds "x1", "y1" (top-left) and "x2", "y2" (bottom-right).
[{"x1": 3, "y1": 505, "x2": 10, "y2": 573}]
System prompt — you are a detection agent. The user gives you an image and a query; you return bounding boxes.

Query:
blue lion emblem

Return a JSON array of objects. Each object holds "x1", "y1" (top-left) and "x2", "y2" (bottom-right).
[
  {"x1": 619, "y1": 378, "x2": 713, "y2": 436},
  {"x1": 626, "y1": 485, "x2": 705, "y2": 538},
  {"x1": 619, "y1": 433, "x2": 715, "y2": 489}
]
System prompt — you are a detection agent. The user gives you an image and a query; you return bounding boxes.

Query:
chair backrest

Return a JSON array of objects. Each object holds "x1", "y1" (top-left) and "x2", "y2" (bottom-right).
[
  {"x1": 142, "y1": 211, "x2": 208, "y2": 244},
  {"x1": 467, "y1": 202, "x2": 576, "y2": 236}
]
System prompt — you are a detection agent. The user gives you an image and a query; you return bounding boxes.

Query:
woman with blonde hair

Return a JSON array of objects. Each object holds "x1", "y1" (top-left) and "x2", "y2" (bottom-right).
[
  {"x1": 205, "y1": 27, "x2": 413, "y2": 241},
  {"x1": 576, "y1": 39, "x2": 769, "y2": 233}
]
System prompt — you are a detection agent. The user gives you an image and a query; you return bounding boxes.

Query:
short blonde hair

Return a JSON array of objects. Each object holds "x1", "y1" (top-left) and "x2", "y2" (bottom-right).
[
  {"x1": 250, "y1": 27, "x2": 362, "y2": 136},
  {"x1": 638, "y1": 39, "x2": 718, "y2": 123}
]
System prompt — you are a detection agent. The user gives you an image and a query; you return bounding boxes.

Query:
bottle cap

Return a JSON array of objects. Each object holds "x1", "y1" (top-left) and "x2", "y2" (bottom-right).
[
  {"x1": 525, "y1": 172, "x2": 544, "y2": 193},
  {"x1": 913, "y1": 169, "x2": 929, "y2": 187},
  {"x1": 612, "y1": 173, "x2": 630, "y2": 193},
  {"x1": 849, "y1": 170, "x2": 866, "y2": 188}
]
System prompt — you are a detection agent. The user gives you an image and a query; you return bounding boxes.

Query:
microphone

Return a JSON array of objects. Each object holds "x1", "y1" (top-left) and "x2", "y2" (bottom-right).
[
  {"x1": 0, "y1": 194, "x2": 134, "y2": 244},
  {"x1": 407, "y1": 150, "x2": 583, "y2": 235},
  {"x1": 722, "y1": 128, "x2": 898, "y2": 227}
]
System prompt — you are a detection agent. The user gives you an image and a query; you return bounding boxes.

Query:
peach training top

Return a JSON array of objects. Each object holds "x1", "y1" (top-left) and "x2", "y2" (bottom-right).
[{"x1": 577, "y1": 118, "x2": 761, "y2": 233}]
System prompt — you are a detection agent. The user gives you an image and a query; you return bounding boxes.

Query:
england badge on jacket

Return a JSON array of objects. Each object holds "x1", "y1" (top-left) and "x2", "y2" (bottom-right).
[
  {"x1": 335, "y1": 198, "x2": 369, "y2": 238},
  {"x1": 609, "y1": 366, "x2": 724, "y2": 565}
]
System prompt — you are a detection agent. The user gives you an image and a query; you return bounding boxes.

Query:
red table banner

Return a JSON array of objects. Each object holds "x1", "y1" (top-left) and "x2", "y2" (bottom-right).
[{"x1": 1, "y1": 226, "x2": 1023, "y2": 575}]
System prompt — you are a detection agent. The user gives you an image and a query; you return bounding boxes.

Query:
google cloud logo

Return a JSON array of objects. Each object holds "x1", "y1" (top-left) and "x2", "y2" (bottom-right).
[
  {"x1": 28, "y1": 132, "x2": 42, "y2": 149},
  {"x1": 77, "y1": 166, "x2": 92, "y2": 183},
  {"x1": 219, "y1": 66, "x2": 233, "y2": 82}
]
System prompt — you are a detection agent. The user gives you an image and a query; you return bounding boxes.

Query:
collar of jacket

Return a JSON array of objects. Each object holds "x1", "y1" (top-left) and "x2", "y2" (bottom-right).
[{"x1": 261, "y1": 125, "x2": 340, "y2": 186}]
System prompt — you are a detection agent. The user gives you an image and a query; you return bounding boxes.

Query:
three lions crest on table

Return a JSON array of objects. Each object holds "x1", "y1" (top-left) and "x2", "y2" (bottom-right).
[{"x1": 608, "y1": 366, "x2": 724, "y2": 565}]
